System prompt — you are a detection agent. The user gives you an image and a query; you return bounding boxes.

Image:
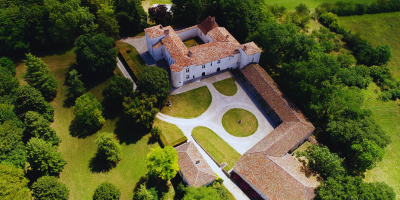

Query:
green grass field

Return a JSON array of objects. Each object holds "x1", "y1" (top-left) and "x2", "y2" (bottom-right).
[
  {"x1": 161, "y1": 86, "x2": 212, "y2": 119},
  {"x1": 362, "y1": 83, "x2": 400, "y2": 198},
  {"x1": 264, "y1": 0, "x2": 376, "y2": 10},
  {"x1": 192, "y1": 126, "x2": 241, "y2": 171},
  {"x1": 222, "y1": 109, "x2": 258, "y2": 137},
  {"x1": 115, "y1": 41, "x2": 147, "y2": 80},
  {"x1": 212, "y1": 78, "x2": 238, "y2": 96},
  {"x1": 339, "y1": 12, "x2": 400, "y2": 79},
  {"x1": 153, "y1": 118, "x2": 187, "y2": 146},
  {"x1": 15, "y1": 46, "x2": 162, "y2": 200},
  {"x1": 183, "y1": 37, "x2": 204, "y2": 48}
]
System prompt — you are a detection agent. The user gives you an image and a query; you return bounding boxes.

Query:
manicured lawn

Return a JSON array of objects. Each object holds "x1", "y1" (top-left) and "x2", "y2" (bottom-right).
[
  {"x1": 192, "y1": 126, "x2": 241, "y2": 171},
  {"x1": 222, "y1": 108, "x2": 258, "y2": 137},
  {"x1": 264, "y1": 0, "x2": 376, "y2": 10},
  {"x1": 15, "y1": 46, "x2": 162, "y2": 200},
  {"x1": 183, "y1": 37, "x2": 204, "y2": 48},
  {"x1": 161, "y1": 86, "x2": 212, "y2": 119},
  {"x1": 362, "y1": 83, "x2": 400, "y2": 197},
  {"x1": 153, "y1": 118, "x2": 187, "y2": 146},
  {"x1": 212, "y1": 77, "x2": 237, "y2": 96},
  {"x1": 115, "y1": 40, "x2": 147, "y2": 80},
  {"x1": 339, "y1": 12, "x2": 400, "y2": 79}
]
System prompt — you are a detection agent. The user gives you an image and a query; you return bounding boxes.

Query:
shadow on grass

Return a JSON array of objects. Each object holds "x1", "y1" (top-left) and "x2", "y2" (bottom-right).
[
  {"x1": 82, "y1": 72, "x2": 114, "y2": 92},
  {"x1": 63, "y1": 97, "x2": 76, "y2": 108},
  {"x1": 170, "y1": 174, "x2": 185, "y2": 200},
  {"x1": 69, "y1": 120, "x2": 102, "y2": 139},
  {"x1": 89, "y1": 152, "x2": 115, "y2": 173},
  {"x1": 133, "y1": 174, "x2": 178, "y2": 200},
  {"x1": 114, "y1": 117, "x2": 149, "y2": 145}
]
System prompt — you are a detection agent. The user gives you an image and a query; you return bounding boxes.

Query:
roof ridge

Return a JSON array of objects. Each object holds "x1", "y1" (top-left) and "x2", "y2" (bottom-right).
[{"x1": 252, "y1": 64, "x2": 302, "y2": 123}]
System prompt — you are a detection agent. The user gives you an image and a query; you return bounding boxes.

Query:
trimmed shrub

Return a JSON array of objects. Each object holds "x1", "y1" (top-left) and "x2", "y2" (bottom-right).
[{"x1": 93, "y1": 182, "x2": 120, "y2": 200}]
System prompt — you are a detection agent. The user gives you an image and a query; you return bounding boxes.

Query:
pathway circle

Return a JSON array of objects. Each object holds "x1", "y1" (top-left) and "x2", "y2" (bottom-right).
[{"x1": 222, "y1": 108, "x2": 258, "y2": 137}]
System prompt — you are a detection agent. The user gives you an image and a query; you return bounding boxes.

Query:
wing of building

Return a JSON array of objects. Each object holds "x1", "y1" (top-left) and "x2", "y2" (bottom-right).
[{"x1": 144, "y1": 16, "x2": 261, "y2": 88}]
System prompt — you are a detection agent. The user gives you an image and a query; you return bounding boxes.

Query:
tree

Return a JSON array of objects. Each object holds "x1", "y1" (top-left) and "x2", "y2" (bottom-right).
[
  {"x1": 181, "y1": 185, "x2": 224, "y2": 200},
  {"x1": 137, "y1": 66, "x2": 170, "y2": 107},
  {"x1": 0, "y1": 57, "x2": 16, "y2": 76},
  {"x1": 0, "y1": 104, "x2": 21, "y2": 125},
  {"x1": 96, "y1": 3, "x2": 120, "y2": 38},
  {"x1": 296, "y1": 145, "x2": 345, "y2": 178},
  {"x1": 32, "y1": 176, "x2": 69, "y2": 200},
  {"x1": 135, "y1": 184, "x2": 158, "y2": 200},
  {"x1": 349, "y1": 139, "x2": 384, "y2": 174},
  {"x1": 0, "y1": 5, "x2": 30, "y2": 54},
  {"x1": 67, "y1": 69, "x2": 86, "y2": 99},
  {"x1": 15, "y1": 85, "x2": 55, "y2": 122},
  {"x1": 148, "y1": 4, "x2": 172, "y2": 26},
  {"x1": 93, "y1": 182, "x2": 121, "y2": 200},
  {"x1": 0, "y1": 71, "x2": 19, "y2": 96},
  {"x1": 73, "y1": 93, "x2": 105, "y2": 129},
  {"x1": 114, "y1": 0, "x2": 147, "y2": 35},
  {"x1": 102, "y1": 77, "x2": 133, "y2": 109},
  {"x1": 295, "y1": 3, "x2": 310, "y2": 15},
  {"x1": 123, "y1": 94, "x2": 159, "y2": 129},
  {"x1": 0, "y1": 164, "x2": 31, "y2": 200},
  {"x1": 150, "y1": 126, "x2": 161, "y2": 140},
  {"x1": 24, "y1": 53, "x2": 58, "y2": 101},
  {"x1": 146, "y1": 146, "x2": 179, "y2": 181},
  {"x1": 26, "y1": 138, "x2": 66, "y2": 176},
  {"x1": 0, "y1": 120, "x2": 27, "y2": 169},
  {"x1": 74, "y1": 33, "x2": 117, "y2": 76},
  {"x1": 95, "y1": 132, "x2": 122, "y2": 166},
  {"x1": 24, "y1": 111, "x2": 61, "y2": 146}
]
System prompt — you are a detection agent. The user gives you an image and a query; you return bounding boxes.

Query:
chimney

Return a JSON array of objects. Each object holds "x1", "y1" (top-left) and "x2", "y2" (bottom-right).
[
  {"x1": 226, "y1": 35, "x2": 229, "y2": 39},
  {"x1": 188, "y1": 51, "x2": 193, "y2": 57},
  {"x1": 211, "y1": 17, "x2": 215, "y2": 23},
  {"x1": 243, "y1": 45, "x2": 247, "y2": 51},
  {"x1": 159, "y1": 25, "x2": 163, "y2": 29},
  {"x1": 164, "y1": 29, "x2": 169, "y2": 35}
]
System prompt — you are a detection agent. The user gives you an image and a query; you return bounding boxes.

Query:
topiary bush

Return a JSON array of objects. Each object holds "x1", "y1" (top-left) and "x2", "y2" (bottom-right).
[
  {"x1": 93, "y1": 182, "x2": 121, "y2": 200},
  {"x1": 32, "y1": 176, "x2": 69, "y2": 200}
]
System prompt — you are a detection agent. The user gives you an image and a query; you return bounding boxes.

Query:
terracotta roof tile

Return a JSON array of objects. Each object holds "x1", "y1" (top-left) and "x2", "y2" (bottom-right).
[
  {"x1": 198, "y1": 16, "x2": 219, "y2": 35},
  {"x1": 175, "y1": 142, "x2": 216, "y2": 187},
  {"x1": 144, "y1": 25, "x2": 173, "y2": 39},
  {"x1": 152, "y1": 41, "x2": 163, "y2": 49},
  {"x1": 188, "y1": 42, "x2": 240, "y2": 66},
  {"x1": 208, "y1": 27, "x2": 240, "y2": 45},
  {"x1": 241, "y1": 42, "x2": 262, "y2": 55},
  {"x1": 176, "y1": 25, "x2": 199, "y2": 34}
]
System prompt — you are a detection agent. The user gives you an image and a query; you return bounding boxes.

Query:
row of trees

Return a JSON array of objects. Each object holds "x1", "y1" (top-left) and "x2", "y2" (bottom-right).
[
  {"x1": 316, "y1": 0, "x2": 400, "y2": 16},
  {"x1": 0, "y1": 0, "x2": 147, "y2": 55}
]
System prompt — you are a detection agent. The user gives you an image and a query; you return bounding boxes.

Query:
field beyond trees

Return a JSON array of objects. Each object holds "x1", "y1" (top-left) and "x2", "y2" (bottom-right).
[{"x1": 264, "y1": 0, "x2": 376, "y2": 10}]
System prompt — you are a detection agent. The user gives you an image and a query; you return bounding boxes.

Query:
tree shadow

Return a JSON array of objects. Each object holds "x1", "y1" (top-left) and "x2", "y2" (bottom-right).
[
  {"x1": 63, "y1": 97, "x2": 75, "y2": 108},
  {"x1": 82, "y1": 72, "x2": 114, "y2": 92},
  {"x1": 69, "y1": 119, "x2": 101, "y2": 139},
  {"x1": 89, "y1": 152, "x2": 115, "y2": 173},
  {"x1": 132, "y1": 174, "x2": 172, "y2": 200},
  {"x1": 170, "y1": 174, "x2": 185, "y2": 200},
  {"x1": 114, "y1": 117, "x2": 149, "y2": 145},
  {"x1": 102, "y1": 101, "x2": 123, "y2": 121}
]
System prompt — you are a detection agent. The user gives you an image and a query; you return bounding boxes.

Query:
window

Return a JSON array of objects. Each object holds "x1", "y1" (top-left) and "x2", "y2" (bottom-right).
[
  {"x1": 202, "y1": 64, "x2": 205, "y2": 68},
  {"x1": 186, "y1": 75, "x2": 189, "y2": 79},
  {"x1": 186, "y1": 68, "x2": 189, "y2": 73},
  {"x1": 211, "y1": 62, "x2": 212, "y2": 66},
  {"x1": 217, "y1": 60, "x2": 221, "y2": 64},
  {"x1": 252, "y1": 58, "x2": 255, "y2": 62}
]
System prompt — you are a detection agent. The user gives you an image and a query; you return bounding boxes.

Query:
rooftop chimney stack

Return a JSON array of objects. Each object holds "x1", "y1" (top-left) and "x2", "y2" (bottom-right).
[
  {"x1": 243, "y1": 45, "x2": 247, "y2": 51},
  {"x1": 159, "y1": 25, "x2": 163, "y2": 29},
  {"x1": 164, "y1": 29, "x2": 169, "y2": 35},
  {"x1": 188, "y1": 51, "x2": 193, "y2": 57}
]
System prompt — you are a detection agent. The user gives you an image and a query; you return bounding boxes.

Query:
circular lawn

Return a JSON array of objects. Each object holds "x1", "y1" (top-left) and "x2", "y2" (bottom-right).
[{"x1": 222, "y1": 108, "x2": 258, "y2": 137}]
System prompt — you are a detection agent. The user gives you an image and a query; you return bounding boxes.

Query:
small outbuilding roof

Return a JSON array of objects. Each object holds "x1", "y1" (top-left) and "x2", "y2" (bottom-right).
[{"x1": 175, "y1": 142, "x2": 216, "y2": 187}]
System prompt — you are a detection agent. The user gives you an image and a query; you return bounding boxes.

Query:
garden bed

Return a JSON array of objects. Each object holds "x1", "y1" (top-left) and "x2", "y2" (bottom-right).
[
  {"x1": 115, "y1": 41, "x2": 147, "y2": 81},
  {"x1": 153, "y1": 118, "x2": 187, "y2": 147}
]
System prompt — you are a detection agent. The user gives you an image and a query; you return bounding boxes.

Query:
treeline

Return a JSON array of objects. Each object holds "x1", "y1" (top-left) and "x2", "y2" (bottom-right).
[
  {"x1": 316, "y1": 0, "x2": 400, "y2": 16},
  {"x1": 169, "y1": 0, "x2": 395, "y2": 198},
  {"x1": 0, "y1": 0, "x2": 147, "y2": 55}
]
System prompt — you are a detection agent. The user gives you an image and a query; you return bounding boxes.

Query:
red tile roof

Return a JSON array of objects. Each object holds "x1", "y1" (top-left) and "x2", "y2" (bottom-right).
[
  {"x1": 144, "y1": 25, "x2": 173, "y2": 39},
  {"x1": 175, "y1": 142, "x2": 216, "y2": 187},
  {"x1": 241, "y1": 42, "x2": 262, "y2": 55},
  {"x1": 188, "y1": 42, "x2": 240, "y2": 66},
  {"x1": 233, "y1": 64, "x2": 317, "y2": 200},
  {"x1": 198, "y1": 16, "x2": 219, "y2": 35},
  {"x1": 208, "y1": 27, "x2": 240, "y2": 45}
]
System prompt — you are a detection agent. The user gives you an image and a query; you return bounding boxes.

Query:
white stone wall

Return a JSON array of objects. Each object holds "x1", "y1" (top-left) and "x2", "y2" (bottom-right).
[
  {"x1": 153, "y1": 46, "x2": 165, "y2": 62},
  {"x1": 172, "y1": 70, "x2": 183, "y2": 88},
  {"x1": 239, "y1": 50, "x2": 261, "y2": 69},
  {"x1": 197, "y1": 29, "x2": 212, "y2": 43},
  {"x1": 177, "y1": 28, "x2": 199, "y2": 41},
  {"x1": 163, "y1": 47, "x2": 175, "y2": 66}
]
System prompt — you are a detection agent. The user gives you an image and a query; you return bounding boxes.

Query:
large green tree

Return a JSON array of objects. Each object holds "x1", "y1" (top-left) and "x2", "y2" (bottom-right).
[
  {"x1": 0, "y1": 71, "x2": 19, "y2": 96},
  {"x1": 24, "y1": 111, "x2": 60, "y2": 146},
  {"x1": 32, "y1": 176, "x2": 69, "y2": 200},
  {"x1": 0, "y1": 57, "x2": 16, "y2": 76},
  {"x1": 182, "y1": 185, "x2": 224, "y2": 200},
  {"x1": 74, "y1": 33, "x2": 117, "y2": 76},
  {"x1": 66, "y1": 69, "x2": 86, "y2": 99},
  {"x1": 96, "y1": 2, "x2": 120, "y2": 38},
  {"x1": 123, "y1": 94, "x2": 159, "y2": 129},
  {"x1": 135, "y1": 184, "x2": 158, "y2": 200},
  {"x1": 73, "y1": 93, "x2": 105, "y2": 129},
  {"x1": 0, "y1": 164, "x2": 31, "y2": 200},
  {"x1": 93, "y1": 182, "x2": 121, "y2": 200},
  {"x1": 146, "y1": 146, "x2": 179, "y2": 181},
  {"x1": 114, "y1": 0, "x2": 147, "y2": 35},
  {"x1": 26, "y1": 138, "x2": 66, "y2": 176},
  {"x1": 0, "y1": 5, "x2": 29, "y2": 54},
  {"x1": 0, "y1": 120, "x2": 27, "y2": 169},
  {"x1": 24, "y1": 53, "x2": 58, "y2": 101},
  {"x1": 137, "y1": 66, "x2": 170, "y2": 107},
  {"x1": 15, "y1": 85, "x2": 55, "y2": 122},
  {"x1": 102, "y1": 77, "x2": 133, "y2": 109},
  {"x1": 95, "y1": 132, "x2": 122, "y2": 166}
]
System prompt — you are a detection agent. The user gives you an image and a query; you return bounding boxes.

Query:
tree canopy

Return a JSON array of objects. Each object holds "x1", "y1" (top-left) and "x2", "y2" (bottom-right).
[
  {"x1": 93, "y1": 182, "x2": 121, "y2": 200},
  {"x1": 0, "y1": 57, "x2": 16, "y2": 76},
  {"x1": 135, "y1": 184, "x2": 158, "y2": 200},
  {"x1": 182, "y1": 185, "x2": 224, "y2": 200},
  {"x1": 26, "y1": 137, "x2": 66, "y2": 176},
  {"x1": 96, "y1": 2, "x2": 120, "y2": 39},
  {"x1": 73, "y1": 93, "x2": 105, "y2": 130},
  {"x1": 148, "y1": 4, "x2": 172, "y2": 26},
  {"x1": 32, "y1": 176, "x2": 70, "y2": 200},
  {"x1": 0, "y1": 70, "x2": 19, "y2": 96},
  {"x1": 0, "y1": 164, "x2": 31, "y2": 200},
  {"x1": 136, "y1": 66, "x2": 170, "y2": 107},
  {"x1": 66, "y1": 69, "x2": 86, "y2": 99},
  {"x1": 114, "y1": 0, "x2": 147, "y2": 35},
  {"x1": 95, "y1": 132, "x2": 122, "y2": 166},
  {"x1": 102, "y1": 77, "x2": 133, "y2": 109},
  {"x1": 146, "y1": 146, "x2": 179, "y2": 181},
  {"x1": 24, "y1": 111, "x2": 60, "y2": 146},
  {"x1": 0, "y1": 120, "x2": 27, "y2": 169},
  {"x1": 74, "y1": 33, "x2": 117, "y2": 76},
  {"x1": 123, "y1": 93, "x2": 159, "y2": 129}
]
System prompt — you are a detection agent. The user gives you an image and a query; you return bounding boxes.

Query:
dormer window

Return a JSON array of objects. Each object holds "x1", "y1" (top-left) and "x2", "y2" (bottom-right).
[
  {"x1": 217, "y1": 60, "x2": 221, "y2": 64},
  {"x1": 202, "y1": 64, "x2": 205, "y2": 68}
]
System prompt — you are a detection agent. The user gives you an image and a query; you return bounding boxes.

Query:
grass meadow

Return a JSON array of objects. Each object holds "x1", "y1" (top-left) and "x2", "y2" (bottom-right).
[
  {"x1": 222, "y1": 109, "x2": 258, "y2": 137},
  {"x1": 192, "y1": 126, "x2": 241, "y2": 171},
  {"x1": 362, "y1": 83, "x2": 400, "y2": 198},
  {"x1": 339, "y1": 12, "x2": 400, "y2": 79},
  {"x1": 264, "y1": 0, "x2": 376, "y2": 10},
  {"x1": 161, "y1": 86, "x2": 212, "y2": 119},
  {"x1": 212, "y1": 78, "x2": 238, "y2": 96},
  {"x1": 15, "y1": 46, "x2": 162, "y2": 200}
]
